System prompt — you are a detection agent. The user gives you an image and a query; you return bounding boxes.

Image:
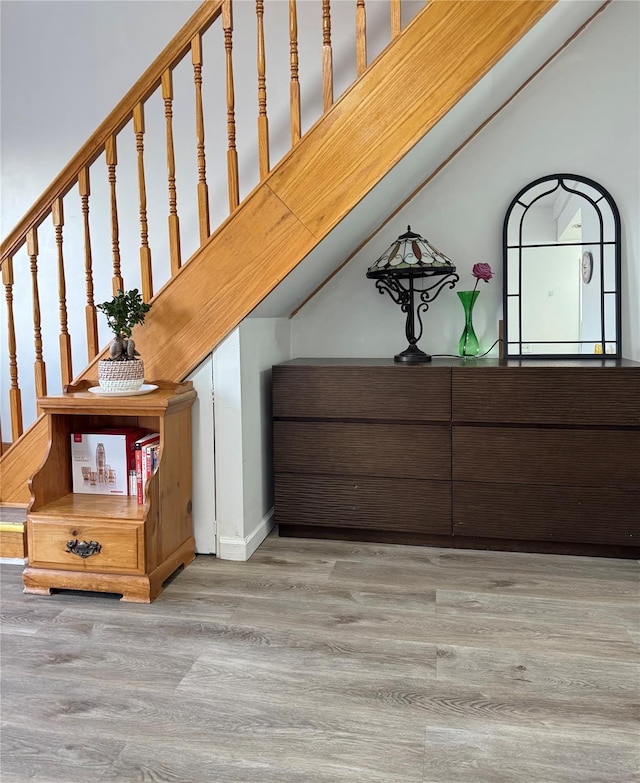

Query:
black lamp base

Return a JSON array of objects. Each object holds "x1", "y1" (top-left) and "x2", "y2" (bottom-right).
[{"x1": 394, "y1": 344, "x2": 432, "y2": 363}]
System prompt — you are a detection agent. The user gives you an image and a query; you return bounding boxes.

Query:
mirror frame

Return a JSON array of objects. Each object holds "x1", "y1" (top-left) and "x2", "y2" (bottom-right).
[{"x1": 503, "y1": 173, "x2": 621, "y2": 360}]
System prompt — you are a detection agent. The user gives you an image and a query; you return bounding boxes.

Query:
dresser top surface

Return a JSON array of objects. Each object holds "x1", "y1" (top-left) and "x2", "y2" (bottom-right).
[{"x1": 276, "y1": 357, "x2": 640, "y2": 369}]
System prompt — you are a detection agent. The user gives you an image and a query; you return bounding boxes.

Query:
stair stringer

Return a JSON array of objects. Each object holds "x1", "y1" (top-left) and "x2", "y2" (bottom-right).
[{"x1": 0, "y1": 0, "x2": 557, "y2": 503}]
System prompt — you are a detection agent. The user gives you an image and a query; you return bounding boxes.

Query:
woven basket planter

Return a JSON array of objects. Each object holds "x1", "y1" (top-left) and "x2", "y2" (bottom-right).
[{"x1": 98, "y1": 359, "x2": 144, "y2": 392}]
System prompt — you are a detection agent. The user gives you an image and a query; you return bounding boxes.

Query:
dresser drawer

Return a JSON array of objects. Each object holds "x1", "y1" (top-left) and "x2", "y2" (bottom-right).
[
  {"x1": 27, "y1": 518, "x2": 144, "y2": 573},
  {"x1": 453, "y1": 427, "x2": 640, "y2": 488},
  {"x1": 453, "y1": 481, "x2": 639, "y2": 546},
  {"x1": 273, "y1": 364, "x2": 451, "y2": 421},
  {"x1": 275, "y1": 474, "x2": 451, "y2": 534},
  {"x1": 274, "y1": 421, "x2": 451, "y2": 480},
  {"x1": 452, "y1": 367, "x2": 640, "y2": 425}
]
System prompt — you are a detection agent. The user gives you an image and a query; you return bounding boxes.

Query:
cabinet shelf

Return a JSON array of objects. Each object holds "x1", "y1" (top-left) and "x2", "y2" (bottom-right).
[{"x1": 30, "y1": 493, "x2": 145, "y2": 522}]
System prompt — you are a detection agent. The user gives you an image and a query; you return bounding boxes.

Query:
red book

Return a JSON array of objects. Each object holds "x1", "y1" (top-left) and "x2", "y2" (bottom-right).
[{"x1": 134, "y1": 432, "x2": 160, "y2": 504}]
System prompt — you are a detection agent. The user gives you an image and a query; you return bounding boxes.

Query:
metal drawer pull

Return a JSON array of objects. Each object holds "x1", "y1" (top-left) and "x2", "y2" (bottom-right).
[{"x1": 66, "y1": 539, "x2": 102, "y2": 558}]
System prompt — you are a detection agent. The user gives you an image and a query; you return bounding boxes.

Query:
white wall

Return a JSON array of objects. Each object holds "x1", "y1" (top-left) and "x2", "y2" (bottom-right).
[
  {"x1": 186, "y1": 355, "x2": 216, "y2": 554},
  {"x1": 214, "y1": 318, "x2": 291, "y2": 559},
  {"x1": 0, "y1": 0, "x2": 200, "y2": 228},
  {"x1": 291, "y1": 0, "x2": 640, "y2": 362}
]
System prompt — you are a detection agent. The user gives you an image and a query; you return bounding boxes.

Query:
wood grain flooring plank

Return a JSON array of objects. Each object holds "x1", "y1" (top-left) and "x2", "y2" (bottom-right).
[
  {"x1": 1, "y1": 631, "x2": 198, "y2": 688},
  {"x1": 174, "y1": 647, "x2": 640, "y2": 739},
  {"x1": 0, "y1": 722, "x2": 125, "y2": 783},
  {"x1": 330, "y1": 559, "x2": 640, "y2": 603},
  {"x1": 255, "y1": 534, "x2": 443, "y2": 566},
  {"x1": 0, "y1": 603, "x2": 68, "y2": 636},
  {"x1": 424, "y1": 728, "x2": 638, "y2": 783},
  {"x1": 167, "y1": 569, "x2": 437, "y2": 614},
  {"x1": 229, "y1": 592, "x2": 639, "y2": 661},
  {"x1": 436, "y1": 644, "x2": 639, "y2": 700},
  {"x1": 436, "y1": 549, "x2": 640, "y2": 580},
  {"x1": 0, "y1": 673, "x2": 424, "y2": 748},
  {"x1": 436, "y1": 589, "x2": 640, "y2": 633},
  {"x1": 421, "y1": 723, "x2": 640, "y2": 783},
  {"x1": 100, "y1": 733, "x2": 425, "y2": 783}
]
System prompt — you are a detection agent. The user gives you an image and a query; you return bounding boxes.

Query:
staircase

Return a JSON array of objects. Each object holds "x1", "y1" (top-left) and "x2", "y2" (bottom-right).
[{"x1": 0, "y1": 0, "x2": 557, "y2": 508}]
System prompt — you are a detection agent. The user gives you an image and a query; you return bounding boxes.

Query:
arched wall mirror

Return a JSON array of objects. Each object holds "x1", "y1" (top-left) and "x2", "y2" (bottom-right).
[{"x1": 503, "y1": 173, "x2": 621, "y2": 359}]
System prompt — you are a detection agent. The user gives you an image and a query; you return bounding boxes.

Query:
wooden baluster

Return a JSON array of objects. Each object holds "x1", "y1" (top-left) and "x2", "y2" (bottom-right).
[
  {"x1": 192, "y1": 34, "x2": 210, "y2": 243},
  {"x1": 2, "y1": 256, "x2": 23, "y2": 440},
  {"x1": 52, "y1": 198, "x2": 72, "y2": 386},
  {"x1": 390, "y1": 0, "x2": 401, "y2": 39},
  {"x1": 26, "y1": 227, "x2": 47, "y2": 403},
  {"x1": 223, "y1": 0, "x2": 239, "y2": 211},
  {"x1": 256, "y1": 0, "x2": 270, "y2": 178},
  {"x1": 78, "y1": 168, "x2": 99, "y2": 361},
  {"x1": 356, "y1": 0, "x2": 367, "y2": 76},
  {"x1": 322, "y1": 0, "x2": 333, "y2": 112},
  {"x1": 289, "y1": 0, "x2": 301, "y2": 145},
  {"x1": 133, "y1": 103, "x2": 153, "y2": 301},
  {"x1": 105, "y1": 135, "x2": 124, "y2": 295},
  {"x1": 162, "y1": 69, "x2": 182, "y2": 274}
]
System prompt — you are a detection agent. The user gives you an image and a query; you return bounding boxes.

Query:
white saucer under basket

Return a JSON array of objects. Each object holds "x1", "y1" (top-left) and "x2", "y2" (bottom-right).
[{"x1": 88, "y1": 384, "x2": 158, "y2": 397}]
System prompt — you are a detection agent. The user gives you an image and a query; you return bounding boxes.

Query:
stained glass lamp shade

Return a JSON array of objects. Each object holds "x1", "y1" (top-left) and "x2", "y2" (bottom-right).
[{"x1": 366, "y1": 226, "x2": 459, "y2": 363}]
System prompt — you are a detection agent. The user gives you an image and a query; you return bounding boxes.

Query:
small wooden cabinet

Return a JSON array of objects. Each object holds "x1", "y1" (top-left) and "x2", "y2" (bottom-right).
[
  {"x1": 273, "y1": 358, "x2": 640, "y2": 557},
  {"x1": 23, "y1": 381, "x2": 196, "y2": 602}
]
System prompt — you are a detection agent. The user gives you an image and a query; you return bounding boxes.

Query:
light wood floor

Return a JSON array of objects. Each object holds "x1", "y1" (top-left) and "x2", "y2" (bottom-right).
[{"x1": 1, "y1": 532, "x2": 638, "y2": 782}]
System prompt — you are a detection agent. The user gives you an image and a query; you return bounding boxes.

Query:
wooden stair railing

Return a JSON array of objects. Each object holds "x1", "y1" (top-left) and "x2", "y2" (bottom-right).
[
  {"x1": 0, "y1": 0, "x2": 557, "y2": 506},
  {"x1": 1, "y1": 0, "x2": 418, "y2": 467}
]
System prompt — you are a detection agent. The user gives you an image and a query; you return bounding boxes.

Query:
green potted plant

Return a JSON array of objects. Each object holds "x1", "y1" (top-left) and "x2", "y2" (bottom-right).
[{"x1": 96, "y1": 288, "x2": 151, "y2": 392}]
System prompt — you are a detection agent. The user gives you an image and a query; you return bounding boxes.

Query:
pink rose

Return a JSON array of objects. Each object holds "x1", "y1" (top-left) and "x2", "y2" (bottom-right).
[{"x1": 472, "y1": 262, "x2": 493, "y2": 282}]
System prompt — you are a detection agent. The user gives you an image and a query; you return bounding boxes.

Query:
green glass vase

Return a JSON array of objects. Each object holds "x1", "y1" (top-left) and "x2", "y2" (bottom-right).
[{"x1": 457, "y1": 290, "x2": 480, "y2": 357}]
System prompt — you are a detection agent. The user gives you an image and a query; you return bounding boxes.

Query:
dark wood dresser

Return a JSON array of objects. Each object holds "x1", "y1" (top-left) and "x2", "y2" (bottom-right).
[{"x1": 272, "y1": 358, "x2": 640, "y2": 558}]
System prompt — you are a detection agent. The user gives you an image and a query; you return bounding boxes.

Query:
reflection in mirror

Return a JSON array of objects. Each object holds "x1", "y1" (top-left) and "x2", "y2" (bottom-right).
[{"x1": 503, "y1": 174, "x2": 621, "y2": 359}]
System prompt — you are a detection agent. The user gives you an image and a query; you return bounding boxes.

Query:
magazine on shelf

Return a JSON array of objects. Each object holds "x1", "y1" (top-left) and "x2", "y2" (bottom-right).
[{"x1": 71, "y1": 427, "x2": 145, "y2": 496}]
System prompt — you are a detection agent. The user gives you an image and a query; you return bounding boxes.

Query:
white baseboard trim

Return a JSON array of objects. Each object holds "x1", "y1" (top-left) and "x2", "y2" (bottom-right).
[
  {"x1": 0, "y1": 558, "x2": 27, "y2": 566},
  {"x1": 217, "y1": 509, "x2": 274, "y2": 561}
]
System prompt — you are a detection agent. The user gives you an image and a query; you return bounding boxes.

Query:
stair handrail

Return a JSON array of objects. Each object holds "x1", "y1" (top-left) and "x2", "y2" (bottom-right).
[{"x1": 0, "y1": 0, "x2": 224, "y2": 265}]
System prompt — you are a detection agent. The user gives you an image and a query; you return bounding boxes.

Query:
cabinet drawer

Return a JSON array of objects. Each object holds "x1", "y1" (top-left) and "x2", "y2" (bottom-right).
[
  {"x1": 275, "y1": 474, "x2": 451, "y2": 534},
  {"x1": 274, "y1": 421, "x2": 451, "y2": 480},
  {"x1": 453, "y1": 427, "x2": 640, "y2": 488},
  {"x1": 27, "y1": 518, "x2": 144, "y2": 573},
  {"x1": 453, "y1": 481, "x2": 639, "y2": 546},
  {"x1": 452, "y1": 368, "x2": 640, "y2": 425},
  {"x1": 273, "y1": 365, "x2": 451, "y2": 421}
]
